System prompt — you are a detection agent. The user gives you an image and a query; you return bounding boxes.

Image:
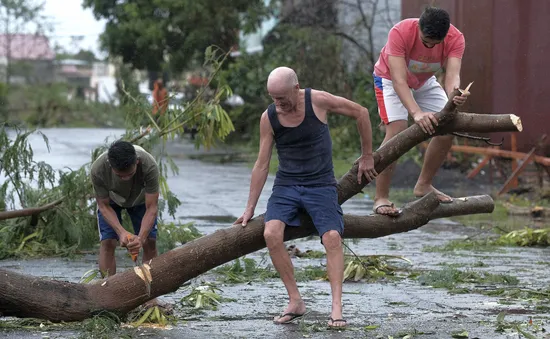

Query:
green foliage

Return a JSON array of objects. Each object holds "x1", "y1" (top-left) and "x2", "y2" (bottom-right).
[
  {"x1": 127, "y1": 306, "x2": 172, "y2": 327},
  {"x1": 156, "y1": 221, "x2": 202, "y2": 254},
  {"x1": 83, "y1": 0, "x2": 271, "y2": 72},
  {"x1": 180, "y1": 283, "x2": 233, "y2": 310},
  {"x1": 213, "y1": 257, "x2": 279, "y2": 283},
  {"x1": 343, "y1": 255, "x2": 412, "y2": 282},
  {"x1": 496, "y1": 228, "x2": 550, "y2": 247},
  {"x1": 7, "y1": 83, "x2": 127, "y2": 128},
  {"x1": 115, "y1": 63, "x2": 141, "y2": 106},
  {"x1": 418, "y1": 267, "x2": 519, "y2": 291},
  {"x1": 0, "y1": 46, "x2": 236, "y2": 259},
  {"x1": 220, "y1": 24, "x2": 384, "y2": 159}
]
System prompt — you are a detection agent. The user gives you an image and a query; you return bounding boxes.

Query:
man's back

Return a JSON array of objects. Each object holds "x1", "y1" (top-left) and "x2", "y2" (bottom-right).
[
  {"x1": 267, "y1": 88, "x2": 336, "y2": 187},
  {"x1": 91, "y1": 145, "x2": 159, "y2": 208}
]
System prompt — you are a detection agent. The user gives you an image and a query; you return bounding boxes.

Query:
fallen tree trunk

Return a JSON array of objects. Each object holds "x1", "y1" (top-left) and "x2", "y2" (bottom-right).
[
  {"x1": 0, "y1": 89, "x2": 522, "y2": 321},
  {"x1": 0, "y1": 193, "x2": 494, "y2": 321},
  {"x1": 0, "y1": 198, "x2": 64, "y2": 221}
]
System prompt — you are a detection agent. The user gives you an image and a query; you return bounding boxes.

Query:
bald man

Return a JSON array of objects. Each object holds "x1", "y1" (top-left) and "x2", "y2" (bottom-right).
[{"x1": 234, "y1": 66, "x2": 378, "y2": 328}]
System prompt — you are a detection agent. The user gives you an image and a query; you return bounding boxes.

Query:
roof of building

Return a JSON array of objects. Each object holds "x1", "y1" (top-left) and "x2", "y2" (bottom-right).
[{"x1": 0, "y1": 34, "x2": 55, "y2": 60}]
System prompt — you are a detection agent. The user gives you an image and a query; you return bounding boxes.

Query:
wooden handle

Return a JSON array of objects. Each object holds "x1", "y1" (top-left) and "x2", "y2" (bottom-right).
[{"x1": 126, "y1": 234, "x2": 138, "y2": 262}]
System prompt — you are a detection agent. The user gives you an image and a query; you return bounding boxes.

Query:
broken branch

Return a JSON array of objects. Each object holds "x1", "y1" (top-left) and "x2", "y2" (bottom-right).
[{"x1": 0, "y1": 198, "x2": 64, "y2": 221}]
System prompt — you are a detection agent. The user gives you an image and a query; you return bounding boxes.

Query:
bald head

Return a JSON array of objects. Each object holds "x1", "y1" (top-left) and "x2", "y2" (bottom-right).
[
  {"x1": 267, "y1": 67, "x2": 300, "y2": 113},
  {"x1": 267, "y1": 67, "x2": 299, "y2": 93}
]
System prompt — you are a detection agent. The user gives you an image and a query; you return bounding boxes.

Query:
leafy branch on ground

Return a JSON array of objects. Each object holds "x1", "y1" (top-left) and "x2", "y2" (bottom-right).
[{"x1": 0, "y1": 46, "x2": 233, "y2": 259}]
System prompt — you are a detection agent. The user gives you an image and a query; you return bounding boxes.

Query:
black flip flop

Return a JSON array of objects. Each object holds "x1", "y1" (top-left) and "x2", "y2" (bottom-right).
[
  {"x1": 373, "y1": 203, "x2": 401, "y2": 216},
  {"x1": 415, "y1": 193, "x2": 454, "y2": 204},
  {"x1": 328, "y1": 317, "x2": 347, "y2": 328},
  {"x1": 274, "y1": 312, "x2": 305, "y2": 324}
]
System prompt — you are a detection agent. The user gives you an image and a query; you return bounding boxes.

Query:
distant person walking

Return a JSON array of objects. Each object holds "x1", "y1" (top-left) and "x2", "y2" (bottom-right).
[{"x1": 152, "y1": 79, "x2": 168, "y2": 118}]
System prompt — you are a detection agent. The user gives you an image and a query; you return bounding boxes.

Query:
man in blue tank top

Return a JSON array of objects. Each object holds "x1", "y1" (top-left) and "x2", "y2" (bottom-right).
[{"x1": 235, "y1": 66, "x2": 378, "y2": 328}]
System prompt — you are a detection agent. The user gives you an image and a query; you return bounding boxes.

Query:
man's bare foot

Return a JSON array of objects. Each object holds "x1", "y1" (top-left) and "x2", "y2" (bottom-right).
[
  {"x1": 413, "y1": 185, "x2": 453, "y2": 203},
  {"x1": 273, "y1": 300, "x2": 306, "y2": 324},
  {"x1": 373, "y1": 198, "x2": 400, "y2": 217}
]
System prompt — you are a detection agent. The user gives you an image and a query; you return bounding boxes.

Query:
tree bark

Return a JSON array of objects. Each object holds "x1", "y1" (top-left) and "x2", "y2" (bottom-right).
[
  {"x1": 0, "y1": 193, "x2": 494, "y2": 321},
  {"x1": 0, "y1": 199, "x2": 64, "y2": 221},
  {"x1": 0, "y1": 90, "x2": 522, "y2": 322}
]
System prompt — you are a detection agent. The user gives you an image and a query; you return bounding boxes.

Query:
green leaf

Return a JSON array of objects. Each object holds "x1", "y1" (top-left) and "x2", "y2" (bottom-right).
[{"x1": 451, "y1": 330, "x2": 469, "y2": 338}]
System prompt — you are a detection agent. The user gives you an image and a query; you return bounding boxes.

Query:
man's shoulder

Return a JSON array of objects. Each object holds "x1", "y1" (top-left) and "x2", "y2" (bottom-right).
[
  {"x1": 446, "y1": 24, "x2": 464, "y2": 41},
  {"x1": 134, "y1": 145, "x2": 158, "y2": 170},
  {"x1": 90, "y1": 151, "x2": 108, "y2": 178},
  {"x1": 392, "y1": 18, "x2": 418, "y2": 32}
]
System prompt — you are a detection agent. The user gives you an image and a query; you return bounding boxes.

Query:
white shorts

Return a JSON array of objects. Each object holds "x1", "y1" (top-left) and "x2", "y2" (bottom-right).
[{"x1": 373, "y1": 74, "x2": 448, "y2": 124}]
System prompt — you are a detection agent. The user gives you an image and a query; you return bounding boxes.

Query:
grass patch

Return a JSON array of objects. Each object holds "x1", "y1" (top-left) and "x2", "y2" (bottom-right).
[
  {"x1": 295, "y1": 266, "x2": 328, "y2": 282},
  {"x1": 417, "y1": 267, "x2": 519, "y2": 294},
  {"x1": 423, "y1": 239, "x2": 505, "y2": 253}
]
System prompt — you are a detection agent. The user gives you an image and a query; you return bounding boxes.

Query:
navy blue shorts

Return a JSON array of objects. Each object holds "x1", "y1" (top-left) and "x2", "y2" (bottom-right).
[
  {"x1": 97, "y1": 202, "x2": 158, "y2": 241},
  {"x1": 265, "y1": 185, "x2": 344, "y2": 238}
]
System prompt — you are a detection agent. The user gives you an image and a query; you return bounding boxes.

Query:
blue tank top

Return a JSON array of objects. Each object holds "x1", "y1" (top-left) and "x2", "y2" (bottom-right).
[{"x1": 267, "y1": 88, "x2": 336, "y2": 187}]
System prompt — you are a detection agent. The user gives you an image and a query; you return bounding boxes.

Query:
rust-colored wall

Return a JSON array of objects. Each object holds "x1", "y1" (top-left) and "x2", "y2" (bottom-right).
[{"x1": 402, "y1": 0, "x2": 550, "y2": 154}]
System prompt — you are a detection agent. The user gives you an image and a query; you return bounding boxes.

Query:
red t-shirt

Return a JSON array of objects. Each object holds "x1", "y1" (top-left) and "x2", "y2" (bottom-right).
[{"x1": 374, "y1": 18, "x2": 465, "y2": 90}]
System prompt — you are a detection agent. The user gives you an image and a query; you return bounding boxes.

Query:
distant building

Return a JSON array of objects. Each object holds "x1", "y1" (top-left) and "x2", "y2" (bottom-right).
[
  {"x1": 90, "y1": 61, "x2": 118, "y2": 103},
  {"x1": 55, "y1": 59, "x2": 92, "y2": 88},
  {"x1": 0, "y1": 34, "x2": 56, "y2": 84}
]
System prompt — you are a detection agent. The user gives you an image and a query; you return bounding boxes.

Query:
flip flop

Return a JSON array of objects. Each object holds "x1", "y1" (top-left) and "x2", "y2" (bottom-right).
[
  {"x1": 273, "y1": 312, "x2": 305, "y2": 324},
  {"x1": 373, "y1": 203, "x2": 401, "y2": 217},
  {"x1": 328, "y1": 317, "x2": 347, "y2": 328},
  {"x1": 414, "y1": 193, "x2": 454, "y2": 204}
]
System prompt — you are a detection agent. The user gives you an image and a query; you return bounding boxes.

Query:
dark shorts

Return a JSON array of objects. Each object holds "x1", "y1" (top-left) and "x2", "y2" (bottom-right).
[
  {"x1": 97, "y1": 201, "x2": 158, "y2": 241},
  {"x1": 265, "y1": 185, "x2": 344, "y2": 238}
]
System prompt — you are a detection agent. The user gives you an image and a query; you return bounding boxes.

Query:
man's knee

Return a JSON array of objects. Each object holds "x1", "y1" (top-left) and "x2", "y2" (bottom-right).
[
  {"x1": 385, "y1": 120, "x2": 408, "y2": 137},
  {"x1": 100, "y1": 239, "x2": 118, "y2": 253},
  {"x1": 322, "y1": 230, "x2": 342, "y2": 250},
  {"x1": 264, "y1": 220, "x2": 285, "y2": 248},
  {"x1": 433, "y1": 134, "x2": 454, "y2": 143}
]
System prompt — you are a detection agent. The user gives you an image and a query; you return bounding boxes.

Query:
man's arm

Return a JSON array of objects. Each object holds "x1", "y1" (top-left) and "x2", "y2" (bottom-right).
[
  {"x1": 443, "y1": 33, "x2": 467, "y2": 105},
  {"x1": 97, "y1": 196, "x2": 128, "y2": 238},
  {"x1": 313, "y1": 90, "x2": 377, "y2": 183},
  {"x1": 388, "y1": 56, "x2": 439, "y2": 134},
  {"x1": 387, "y1": 56, "x2": 422, "y2": 117},
  {"x1": 314, "y1": 90, "x2": 373, "y2": 157},
  {"x1": 246, "y1": 112, "x2": 273, "y2": 213},
  {"x1": 236, "y1": 111, "x2": 273, "y2": 226},
  {"x1": 442, "y1": 56, "x2": 470, "y2": 107},
  {"x1": 92, "y1": 175, "x2": 128, "y2": 240},
  {"x1": 138, "y1": 192, "x2": 159, "y2": 243},
  {"x1": 138, "y1": 164, "x2": 160, "y2": 242},
  {"x1": 443, "y1": 57, "x2": 461, "y2": 96}
]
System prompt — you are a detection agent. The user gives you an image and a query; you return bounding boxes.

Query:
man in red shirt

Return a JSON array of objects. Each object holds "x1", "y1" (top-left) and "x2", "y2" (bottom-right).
[{"x1": 372, "y1": 7, "x2": 469, "y2": 216}]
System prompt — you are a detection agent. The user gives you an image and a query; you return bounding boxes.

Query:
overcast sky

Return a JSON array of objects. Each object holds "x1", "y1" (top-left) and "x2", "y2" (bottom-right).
[{"x1": 42, "y1": 0, "x2": 107, "y2": 57}]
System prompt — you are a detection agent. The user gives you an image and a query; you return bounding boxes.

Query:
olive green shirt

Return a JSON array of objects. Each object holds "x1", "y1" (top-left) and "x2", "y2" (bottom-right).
[{"x1": 91, "y1": 145, "x2": 160, "y2": 208}]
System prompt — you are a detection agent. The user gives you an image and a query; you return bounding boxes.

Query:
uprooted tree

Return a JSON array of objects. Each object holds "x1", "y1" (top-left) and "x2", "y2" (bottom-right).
[{"x1": 0, "y1": 85, "x2": 523, "y2": 321}]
